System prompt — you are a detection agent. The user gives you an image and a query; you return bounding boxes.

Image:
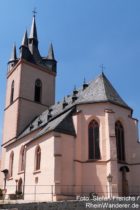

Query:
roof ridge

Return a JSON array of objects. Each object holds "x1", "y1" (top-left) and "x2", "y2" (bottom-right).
[
  {"x1": 99, "y1": 73, "x2": 108, "y2": 101},
  {"x1": 16, "y1": 73, "x2": 132, "y2": 141},
  {"x1": 100, "y1": 73, "x2": 129, "y2": 107}
]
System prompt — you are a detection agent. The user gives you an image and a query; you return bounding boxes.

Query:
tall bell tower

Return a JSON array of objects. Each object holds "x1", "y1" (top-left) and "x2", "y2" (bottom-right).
[{"x1": 2, "y1": 15, "x2": 57, "y2": 145}]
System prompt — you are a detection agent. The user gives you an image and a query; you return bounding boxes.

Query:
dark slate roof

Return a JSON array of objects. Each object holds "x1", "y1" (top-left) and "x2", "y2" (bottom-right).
[
  {"x1": 21, "y1": 30, "x2": 28, "y2": 47},
  {"x1": 47, "y1": 43, "x2": 55, "y2": 60},
  {"x1": 29, "y1": 16, "x2": 38, "y2": 41},
  {"x1": 18, "y1": 108, "x2": 76, "y2": 139},
  {"x1": 9, "y1": 44, "x2": 17, "y2": 63},
  {"x1": 9, "y1": 16, "x2": 57, "y2": 73},
  {"x1": 78, "y1": 73, "x2": 130, "y2": 107},
  {"x1": 18, "y1": 73, "x2": 132, "y2": 140}
]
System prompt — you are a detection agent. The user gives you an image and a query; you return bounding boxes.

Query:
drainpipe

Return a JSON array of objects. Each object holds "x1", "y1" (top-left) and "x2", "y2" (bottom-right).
[{"x1": 23, "y1": 145, "x2": 27, "y2": 199}]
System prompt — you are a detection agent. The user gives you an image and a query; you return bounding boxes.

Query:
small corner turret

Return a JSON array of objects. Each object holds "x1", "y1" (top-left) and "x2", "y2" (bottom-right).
[
  {"x1": 8, "y1": 44, "x2": 18, "y2": 71},
  {"x1": 42, "y1": 43, "x2": 57, "y2": 73}
]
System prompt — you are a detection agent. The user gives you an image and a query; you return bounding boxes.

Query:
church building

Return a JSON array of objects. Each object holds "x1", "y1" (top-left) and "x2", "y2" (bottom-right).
[{"x1": 1, "y1": 15, "x2": 140, "y2": 201}]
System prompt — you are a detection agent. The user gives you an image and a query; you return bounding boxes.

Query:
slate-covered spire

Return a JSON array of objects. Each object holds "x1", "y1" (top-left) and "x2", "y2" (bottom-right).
[
  {"x1": 8, "y1": 44, "x2": 18, "y2": 71},
  {"x1": 20, "y1": 30, "x2": 34, "y2": 62},
  {"x1": 9, "y1": 44, "x2": 17, "y2": 62},
  {"x1": 28, "y1": 15, "x2": 42, "y2": 62},
  {"x1": 47, "y1": 43, "x2": 55, "y2": 60},
  {"x1": 63, "y1": 97, "x2": 68, "y2": 109},
  {"x1": 83, "y1": 77, "x2": 88, "y2": 90},
  {"x1": 29, "y1": 15, "x2": 38, "y2": 46},
  {"x1": 21, "y1": 30, "x2": 28, "y2": 47}
]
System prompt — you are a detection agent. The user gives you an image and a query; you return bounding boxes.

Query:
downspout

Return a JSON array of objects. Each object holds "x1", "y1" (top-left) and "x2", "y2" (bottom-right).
[{"x1": 23, "y1": 145, "x2": 27, "y2": 199}]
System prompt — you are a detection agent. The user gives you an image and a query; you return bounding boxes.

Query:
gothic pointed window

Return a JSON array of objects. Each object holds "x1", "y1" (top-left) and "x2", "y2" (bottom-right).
[
  {"x1": 88, "y1": 120, "x2": 100, "y2": 160},
  {"x1": 34, "y1": 79, "x2": 42, "y2": 103},
  {"x1": 18, "y1": 178, "x2": 23, "y2": 194},
  {"x1": 19, "y1": 146, "x2": 25, "y2": 172},
  {"x1": 115, "y1": 121, "x2": 125, "y2": 162},
  {"x1": 10, "y1": 80, "x2": 14, "y2": 104},
  {"x1": 35, "y1": 146, "x2": 41, "y2": 171},
  {"x1": 9, "y1": 151, "x2": 14, "y2": 177}
]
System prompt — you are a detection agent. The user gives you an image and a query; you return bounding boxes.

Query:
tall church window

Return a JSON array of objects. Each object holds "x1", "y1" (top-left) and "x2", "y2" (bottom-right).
[
  {"x1": 88, "y1": 120, "x2": 100, "y2": 160},
  {"x1": 19, "y1": 146, "x2": 25, "y2": 172},
  {"x1": 18, "y1": 178, "x2": 23, "y2": 194},
  {"x1": 35, "y1": 146, "x2": 41, "y2": 171},
  {"x1": 9, "y1": 151, "x2": 14, "y2": 177},
  {"x1": 10, "y1": 80, "x2": 14, "y2": 104},
  {"x1": 115, "y1": 121, "x2": 125, "y2": 162},
  {"x1": 34, "y1": 79, "x2": 42, "y2": 103}
]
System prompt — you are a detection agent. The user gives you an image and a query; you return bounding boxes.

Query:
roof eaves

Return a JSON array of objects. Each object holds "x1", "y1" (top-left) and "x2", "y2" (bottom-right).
[{"x1": 76, "y1": 100, "x2": 133, "y2": 112}]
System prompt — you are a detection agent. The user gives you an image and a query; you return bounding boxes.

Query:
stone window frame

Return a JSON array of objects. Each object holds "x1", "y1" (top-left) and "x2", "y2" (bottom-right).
[
  {"x1": 10, "y1": 80, "x2": 14, "y2": 104},
  {"x1": 88, "y1": 120, "x2": 101, "y2": 160},
  {"x1": 34, "y1": 145, "x2": 41, "y2": 171},
  {"x1": 17, "y1": 177, "x2": 23, "y2": 194},
  {"x1": 19, "y1": 146, "x2": 25, "y2": 172},
  {"x1": 115, "y1": 120, "x2": 125, "y2": 162},
  {"x1": 9, "y1": 151, "x2": 14, "y2": 178},
  {"x1": 34, "y1": 79, "x2": 42, "y2": 103}
]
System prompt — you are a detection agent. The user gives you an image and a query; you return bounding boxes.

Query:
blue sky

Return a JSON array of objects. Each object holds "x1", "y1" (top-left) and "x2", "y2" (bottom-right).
[{"x1": 0, "y1": 0, "x2": 140, "y2": 143}]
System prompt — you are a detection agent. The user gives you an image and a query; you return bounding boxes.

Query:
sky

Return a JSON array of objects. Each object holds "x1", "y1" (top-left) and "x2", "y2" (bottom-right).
[{"x1": 0, "y1": 0, "x2": 140, "y2": 143}]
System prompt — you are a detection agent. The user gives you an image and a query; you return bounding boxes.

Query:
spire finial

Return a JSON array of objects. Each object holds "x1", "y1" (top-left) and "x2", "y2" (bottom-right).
[
  {"x1": 63, "y1": 97, "x2": 66, "y2": 102},
  {"x1": 63, "y1": 97, "x2": 68, "y2": 109},
  {"x1": 83, "y1": 77, "x2": 88, "y2": 90},
  {"x1": 83, "y1": 77, "x2": 86, "y2": 84},
  {"x1": 99, "y1": 64, "x2": 105, "y2": 73},
  {"x1": 29, "y1": 10, "x2": 38, "y2": 42},
  {"x1": 32, "y1": 8, "x2": 37, "y2": 17},
  {"x1": 73, "y1": 85, "x2": 78, "y2": 95}
]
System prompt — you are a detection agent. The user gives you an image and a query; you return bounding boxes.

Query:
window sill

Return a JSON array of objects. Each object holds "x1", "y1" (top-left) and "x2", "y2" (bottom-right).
[
  {"x1": 33, "y1": 170, "x2": 41, "y2": 175},
  {"x1": 87, "y1": 159, "x2": 101, "y2": 162},
  {"x1": 18, "y1": 171, "x2": 24, "y2": 175}
]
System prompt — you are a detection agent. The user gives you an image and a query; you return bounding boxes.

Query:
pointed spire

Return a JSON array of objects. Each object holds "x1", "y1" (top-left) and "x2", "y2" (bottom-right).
[
  {"x1": 72, "y1": 86, "x2": 78, "y2": 102},
  {"x1": 28, "y1": 14, "x2": 42, "y2": 61},
  {"x1": 47, "y1": 43, "x2": 55, "y2": 60},
  {"x1": 83, "y1": 77, "x2": 88, "y2": 90},
  {"x1": 21, "y1": 30, "x2": 28, "y2": 47},
  {"x1": 29, "y1": 15, "x2": 38, "y2": 42},
  {"x1": 9, "y1": 44, "x2": 17, "y2": 62},
  {"x1": 73, "y1": 85, "x2": 78, "y2": 95},
  {"x1": 20, "y1": 30, "x2": 34, "y2": 62},
  {"x1": 47, "y1": 108, "x2": 53, "y2": 120},
  {"x1": 63, "y1": 97, "x2": 68, "y2": 109}
]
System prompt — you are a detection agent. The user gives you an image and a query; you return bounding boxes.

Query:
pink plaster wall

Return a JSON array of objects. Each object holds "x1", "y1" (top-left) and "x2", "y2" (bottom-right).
[
  {"x1": 2, "y1": 101, "x2": 140, "y2": 200},
  {"x1": 3, "y1": 60, "x2": 56, "y2": 144}
]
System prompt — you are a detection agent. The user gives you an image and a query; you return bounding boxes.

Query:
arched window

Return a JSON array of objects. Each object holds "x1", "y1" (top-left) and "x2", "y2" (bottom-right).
[
  {"x1": 88, "y1": 120, "x2": 100, "y2": 160},
  {"x1": 18, "y1": 178, "x2": 23, "y2": 194},
  {"x1": 34, "y1": 79, "x2": 42, "y2": 103},
  {"x1": 19, "y1": 146, "x2": 25, "y2": 172},
  {"x1": 9, "y1": 151, "x2": 14, "y2": 177},
  {"x1": 10, "y1": 80, "x2": 14, "y2": 104},
  {"x1": 115, "y1": 121, "x2": 125, "y2": 162},
  {"x1": 35, "y1": 146, "x2": 41, "y2": 171}
]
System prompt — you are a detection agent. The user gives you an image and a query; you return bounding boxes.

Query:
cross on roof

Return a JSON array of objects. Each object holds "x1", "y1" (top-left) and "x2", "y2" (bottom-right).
[
  {"x1": 32, "y1": 8, "x2": 37, "y2": 17},
  {"x1": 99, "y1": 64, "x2": 105, "y2": 73}
]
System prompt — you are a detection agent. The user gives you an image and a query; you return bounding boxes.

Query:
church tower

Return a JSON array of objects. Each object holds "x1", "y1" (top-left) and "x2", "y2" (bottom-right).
[{"x1": 2, "y1": 15, "x2": 57, "y2": 144}]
